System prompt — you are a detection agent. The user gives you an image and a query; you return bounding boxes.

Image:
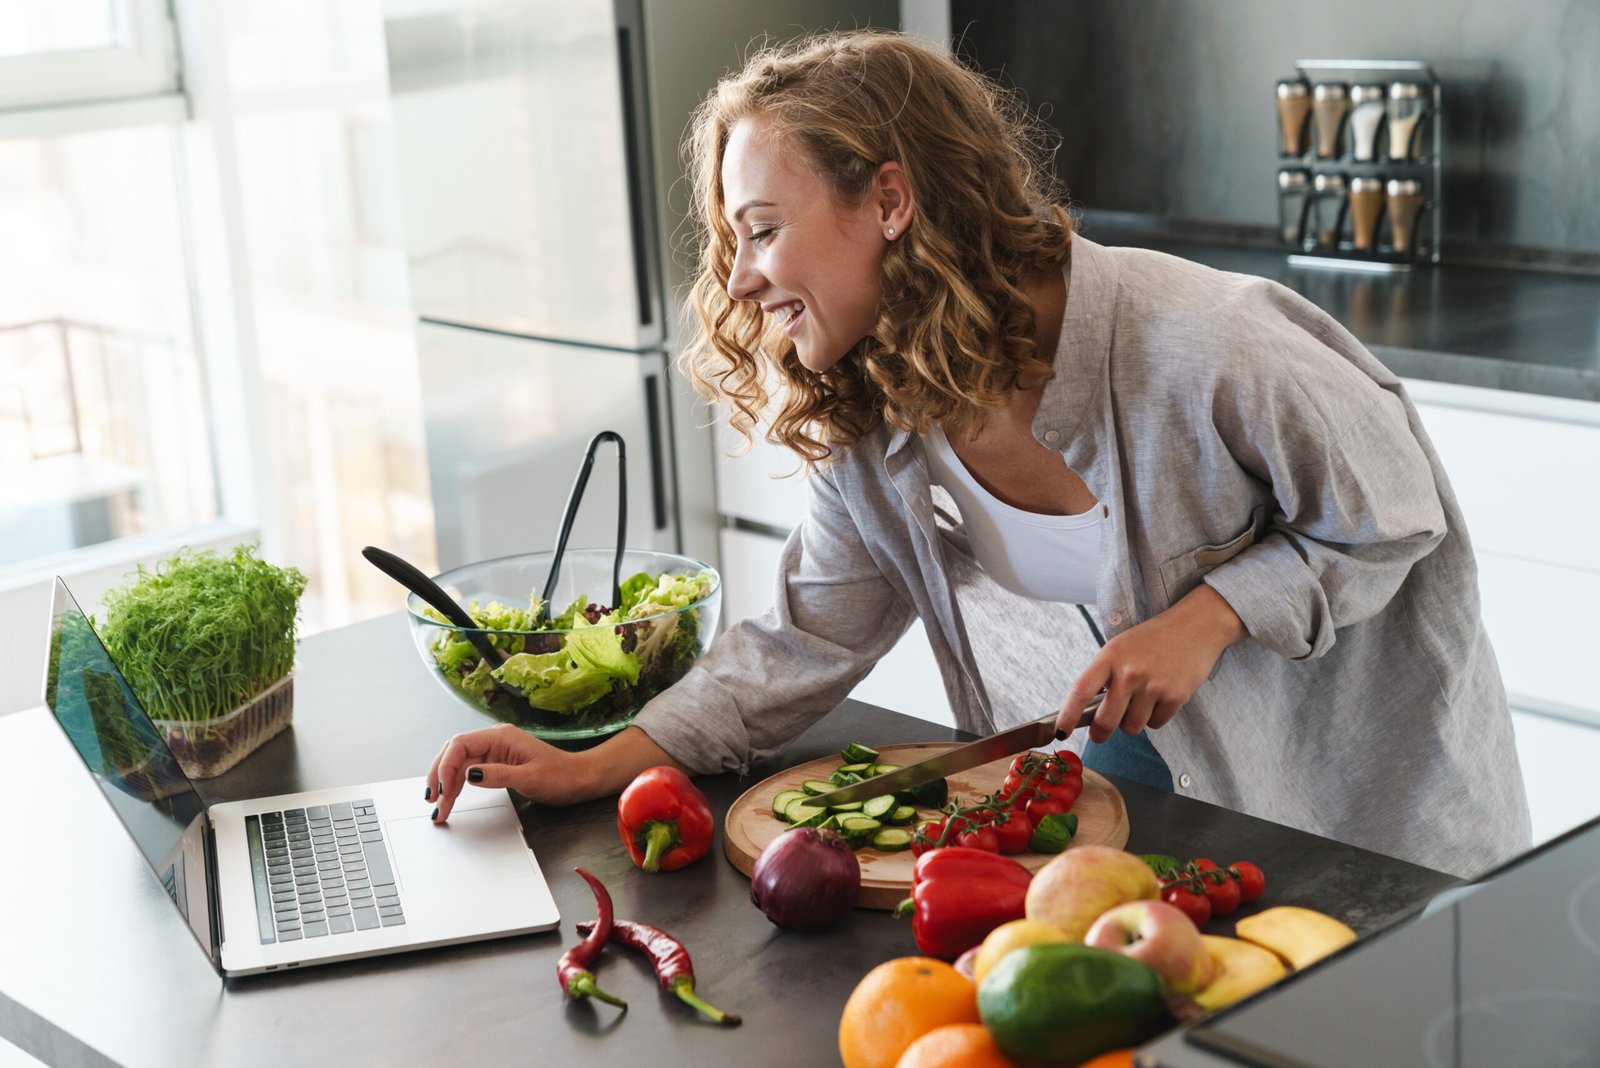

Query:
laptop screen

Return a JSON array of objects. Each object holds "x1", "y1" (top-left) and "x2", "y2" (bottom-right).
[{"x1": 43, "y1": 577, "x2": 219, "y2": 966}]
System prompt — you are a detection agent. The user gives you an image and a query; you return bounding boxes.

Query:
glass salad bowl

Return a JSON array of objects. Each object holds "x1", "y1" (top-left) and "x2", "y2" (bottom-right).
[{"x1": 405, "y1": 548, "x2": 720, "y2": 746}]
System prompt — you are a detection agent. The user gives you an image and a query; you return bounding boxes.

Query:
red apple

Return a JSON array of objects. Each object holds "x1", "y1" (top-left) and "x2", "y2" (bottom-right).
[
  {"x1": 1024, "y1": 845, "x2": 1161, "y2": 941},
  {"x1": 1084, "y1": 900, "x2": 1217, "y2": 996}
]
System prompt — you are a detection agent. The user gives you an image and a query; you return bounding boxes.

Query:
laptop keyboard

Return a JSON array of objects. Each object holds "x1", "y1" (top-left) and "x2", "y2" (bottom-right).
[{"x1": 245, "y1": 800, "x2": 405, "y2": 944}]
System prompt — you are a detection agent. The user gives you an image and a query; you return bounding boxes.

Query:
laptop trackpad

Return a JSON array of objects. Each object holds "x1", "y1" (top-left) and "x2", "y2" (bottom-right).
[{"x1": 386, "y1": 806, "x2": 537, "y2": 896}]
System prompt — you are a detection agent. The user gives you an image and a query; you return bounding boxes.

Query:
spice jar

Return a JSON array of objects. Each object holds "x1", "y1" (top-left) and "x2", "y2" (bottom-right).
[
  {"x1": 1348, "y1": 176, "x2": 1386, "y2": 252},
  {"x1": 1277, "y1": 167, "x2": 1312, "y2": 247},
  {"x1": 1348, "y1": 84, "x2": 1386, "y2": 162},
  {"x1": 1387, "y1": 82, "x2": 1427, "y2": 161},
  {"x1": 1386, "y1": 178, "x2": 1427, "y2": 256},
  {"x1": 1275, "y1": 78, "x2": 1313, "y2": 157},
  {"x1": 1311, "y1": 82, "x2": 1351, "y2": 160},
  {"x1": 1311, "y1": 172, "x2": 1349, "y2": 249}
]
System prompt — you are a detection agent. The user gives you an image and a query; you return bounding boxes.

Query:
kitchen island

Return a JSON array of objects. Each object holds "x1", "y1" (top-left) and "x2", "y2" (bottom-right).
[{"x1": 0, "y1": 613, "x2": 1457, "y2": 1067}]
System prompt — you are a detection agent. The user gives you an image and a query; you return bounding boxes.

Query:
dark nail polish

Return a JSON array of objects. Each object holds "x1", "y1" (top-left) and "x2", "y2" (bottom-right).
[
  {"x1": 1055, "y1": 728, "x2": 1067, "y2": 741},
  {"x1": 424, "y1": 786, "x2": 432, "y2": 801},
  {"x1": 436, "y1": 780, "x2": 443, "y2": 798},
  {"x1": 467, "y1": 768, "x2": 483, "y2": 783},
  {"x1": 431, "y1": 806, "x2": 439, "y2": 821}
]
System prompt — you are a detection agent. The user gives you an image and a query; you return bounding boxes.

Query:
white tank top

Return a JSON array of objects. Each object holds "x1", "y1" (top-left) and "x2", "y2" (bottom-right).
[{"x1": 923, "y1": 423, "x2": 1103, "y2": 605}]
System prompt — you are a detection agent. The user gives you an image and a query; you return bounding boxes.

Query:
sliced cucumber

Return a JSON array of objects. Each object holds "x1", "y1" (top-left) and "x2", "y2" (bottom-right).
[
  {"x1": 801, "y1": 779, "x2": 836, "y2": 796},
  {"x1": 828, "y1": 769, "x2": 863, "y2": 787},
  {"x1": 785, "y1": 796, "x2": 827, "y2": 825},
  {"x1": 871, "y1": 827, "x2": 913, "y2": 852},
  {"x1": 829, "y1": 800, "x2": 863, "y2": 813},
  {"x1": 771, "y1": 789, "x2": 809, "y2": 820},
  {"x1": 861, "y1": 795, "x2": 897, "y2": 820},
  {"x1": 839, "y1": 741, "x2": 881, "y2": 765},
  {"x1": 885, "y1": 804, "x2": 919, "y2": 825},
  {"x1": 867, "y1": 763, "x2": 902, "y2": 777},
  {"x1": 837, "y1": 815, "x2": 882, "y2": 836},
  {"x1": 836, "y1": 762, "x2": 874, "y2": 776}
]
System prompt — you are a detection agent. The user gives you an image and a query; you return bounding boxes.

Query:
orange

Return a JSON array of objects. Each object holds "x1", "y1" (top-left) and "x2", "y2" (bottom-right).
[
  {"x1": 894, "y1": 1023, "x2": 1020, "y2": 1068},
  {"x1": 1076, "y1": 1052, "x2": 1136, "y2": 1068},
  {"x1": 839, "y1": 957, "x2": 980, "y2": 1068}
]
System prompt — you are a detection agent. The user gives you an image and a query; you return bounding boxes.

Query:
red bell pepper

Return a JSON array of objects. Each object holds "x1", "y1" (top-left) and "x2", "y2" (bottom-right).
[
  {"x1": 893, "y1": 846, "x2": 1033, "y2": 960},
  {"x1": 617, "y1": 766, "x2": 714, "y2": 873}
]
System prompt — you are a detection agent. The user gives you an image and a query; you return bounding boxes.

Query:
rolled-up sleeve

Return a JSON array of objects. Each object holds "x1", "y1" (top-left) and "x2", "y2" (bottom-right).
[
  {"x1": 1200, "y1": 292, "x2": 1447, "y2": 661},
  {"x1": 632, "y1": 466, "x2": 913, "y2": 774}
]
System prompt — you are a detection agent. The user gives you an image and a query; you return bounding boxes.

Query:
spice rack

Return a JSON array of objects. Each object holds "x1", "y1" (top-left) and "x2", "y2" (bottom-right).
[{"x1": 1274, "y1": 59, "x2": 1441, "y2": 272}]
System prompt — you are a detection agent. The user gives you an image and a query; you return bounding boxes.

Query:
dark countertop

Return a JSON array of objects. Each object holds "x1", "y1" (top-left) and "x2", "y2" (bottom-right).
[
  {"x1": 1081, "y1": 221, "x2": 1600, "y2": 403},
  {"x1": 0, "y1": 613, "x2": 1458, "y2": 1067}
]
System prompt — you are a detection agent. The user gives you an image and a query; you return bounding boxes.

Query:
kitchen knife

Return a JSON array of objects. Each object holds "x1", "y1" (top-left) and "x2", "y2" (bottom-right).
[{"x1": 804, "y1": 693, "x2": 1106, "y2": 808}]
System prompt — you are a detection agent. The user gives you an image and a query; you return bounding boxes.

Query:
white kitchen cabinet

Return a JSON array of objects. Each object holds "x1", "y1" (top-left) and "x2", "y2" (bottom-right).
[
  {"x1": 1511, "y1": 710, "x2": 1600, "y2": 845},
  {"x1": 1403, "y1": 378, "x2": 1600, "y2": 725},
  {"x1": 712, "y1": 420, "x2": 809, "y2": 534},
  {"x1": 1405, "y1": 378, "x2": 1600, "y2": 849}
]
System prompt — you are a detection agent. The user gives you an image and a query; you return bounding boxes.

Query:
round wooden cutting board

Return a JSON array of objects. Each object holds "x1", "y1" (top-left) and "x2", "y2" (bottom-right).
[{"x1": 723, "y1": 742, "x2": 1129, "y2": 909}]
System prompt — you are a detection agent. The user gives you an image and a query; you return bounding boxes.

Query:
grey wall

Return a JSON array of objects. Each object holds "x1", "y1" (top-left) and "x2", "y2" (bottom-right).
[{"x1": 953, "y1": 0, "x2": 1600, "y2": 254}]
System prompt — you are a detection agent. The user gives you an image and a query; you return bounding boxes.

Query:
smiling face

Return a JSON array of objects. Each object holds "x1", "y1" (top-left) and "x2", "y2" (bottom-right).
[{"x1": 720, "y1": 116, "x2": 894, "y2": 374}]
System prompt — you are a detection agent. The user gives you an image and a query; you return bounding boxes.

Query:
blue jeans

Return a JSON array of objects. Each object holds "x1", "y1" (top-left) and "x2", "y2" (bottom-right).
[{"x1": 1081, "y1": 728, "x2": 1173, "y2": 792}]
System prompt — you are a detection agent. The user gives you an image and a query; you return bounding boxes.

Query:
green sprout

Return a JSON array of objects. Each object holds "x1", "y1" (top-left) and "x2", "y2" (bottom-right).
[{"x1": 97, "y1": 544, "x2": 307, "y2": 728}]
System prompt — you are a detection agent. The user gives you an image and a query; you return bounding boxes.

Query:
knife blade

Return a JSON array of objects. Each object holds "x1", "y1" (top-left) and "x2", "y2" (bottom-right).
[{"x1": 804, "y1": 693, "x2": 1105, "y2": 808}]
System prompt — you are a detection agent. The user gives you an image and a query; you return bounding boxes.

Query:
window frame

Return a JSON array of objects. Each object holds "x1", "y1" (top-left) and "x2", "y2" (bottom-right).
[{"x1": 0, "y1": 0, "x2": 181, "y2": 112}]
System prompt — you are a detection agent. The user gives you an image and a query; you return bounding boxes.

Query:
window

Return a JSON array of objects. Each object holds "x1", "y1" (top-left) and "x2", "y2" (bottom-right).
[
  {"x1": 2, "y1": 0, "x2": 439, "y2": 717},
  {"x1": 0, "y1": 121, "x2": 216, "y2": 571}
]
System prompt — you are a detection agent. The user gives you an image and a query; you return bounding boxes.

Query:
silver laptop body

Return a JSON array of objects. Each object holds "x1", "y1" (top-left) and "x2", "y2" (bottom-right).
[{"x1": 42, "y1": 577, "x2": 560, "y2": 977}]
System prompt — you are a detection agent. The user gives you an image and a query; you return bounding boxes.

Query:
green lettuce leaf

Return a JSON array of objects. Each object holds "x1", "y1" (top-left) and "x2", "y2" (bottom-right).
[
  {"x1": 618, "y1": 571, "x2": 654, "y2": 612},
  {"x1": 566, "y1": 613, "x2": 641, "y2": 686},
  {"x1": 495, "y1": 650, "x2": 567, "y2": 690}
]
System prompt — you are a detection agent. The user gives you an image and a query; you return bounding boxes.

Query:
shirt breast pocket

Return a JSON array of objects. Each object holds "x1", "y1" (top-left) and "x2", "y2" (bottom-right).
[{"x1": 1157, "y1": 507, "x2": 1265, "y2": 610}]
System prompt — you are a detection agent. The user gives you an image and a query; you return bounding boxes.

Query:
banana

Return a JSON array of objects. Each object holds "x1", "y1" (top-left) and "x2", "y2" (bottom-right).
[
  {"x1": 1234, "y1": 905, "x2": 1357, "y2": 970},
  {"x1": 1193, "y1": 935, "x2": 1288, "y2": 1012}
]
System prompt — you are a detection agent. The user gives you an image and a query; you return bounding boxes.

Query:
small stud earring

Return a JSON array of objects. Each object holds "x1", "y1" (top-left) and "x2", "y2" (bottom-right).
[{"x1": 886, "y1": 227, "x2": 896, "y2": 237}]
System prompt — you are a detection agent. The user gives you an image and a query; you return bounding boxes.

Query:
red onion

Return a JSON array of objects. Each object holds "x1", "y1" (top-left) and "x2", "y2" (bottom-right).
[{"x1": 749, "y1": 827, "x2": 861, "y2": 932}]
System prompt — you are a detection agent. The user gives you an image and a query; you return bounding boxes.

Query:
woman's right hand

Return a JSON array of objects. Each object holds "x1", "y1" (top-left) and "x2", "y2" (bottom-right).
[{"x1": 423, "y1": 722, "x2": 689, "y2": 823}]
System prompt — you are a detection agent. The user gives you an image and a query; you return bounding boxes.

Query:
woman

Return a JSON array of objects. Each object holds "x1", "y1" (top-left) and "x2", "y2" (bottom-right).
[{"x1": 425, "y1": 31, "x2": 1529, "y2": 878}]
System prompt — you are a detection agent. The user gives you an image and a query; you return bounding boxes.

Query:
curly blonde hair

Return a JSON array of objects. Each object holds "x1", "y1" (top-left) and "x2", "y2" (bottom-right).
[{"x1": 681, "y1": 29, "x2": 1073, "y2": 467}]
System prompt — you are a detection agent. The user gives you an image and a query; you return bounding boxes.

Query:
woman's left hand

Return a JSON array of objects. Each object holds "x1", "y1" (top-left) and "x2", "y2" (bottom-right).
[{"x1": 1055, "y1": 584, "x2": 1247, "y2": 743}]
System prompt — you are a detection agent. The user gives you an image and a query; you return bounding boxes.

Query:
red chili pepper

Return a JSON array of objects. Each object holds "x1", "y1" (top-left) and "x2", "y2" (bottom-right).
[
  {"x1": 575, "y1": 918, "x2": 741, "y2": 1026},
  {"x1": 617, "y1": 766, "x2": 715, "y2": 873},
  {"x1": 892, "y1": 846, "x2": 1033, "y2": 960},
  {"x1": 557, "y1": 868, "x2": 627, "y2": 1009}
]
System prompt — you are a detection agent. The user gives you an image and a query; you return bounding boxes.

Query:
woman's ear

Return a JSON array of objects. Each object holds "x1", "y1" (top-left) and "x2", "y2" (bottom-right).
[{"x1": 875, "y1": 161, "x2": 915, "y2": 239}]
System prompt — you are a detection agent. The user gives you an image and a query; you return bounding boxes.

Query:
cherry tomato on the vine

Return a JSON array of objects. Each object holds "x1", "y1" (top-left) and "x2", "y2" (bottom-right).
[
  {"x1": 1008, "y1": 752, "x2": 1042, "y2": 779},
  {"x1": 952, "y1": 823, "x2": 1000, "y2": 853},
  {"x1": 1023, "y1": 795, "x2": 1066, "y2": 824},
  {"x1": 993, "y1": 810, "x2": 1035, "y2": 854},
  {"x1": 910, "y1": 819, "x2": 946, "y2": 856},
  {"x1": 1231, "y1": 861, "x2": 1266, "y2": 904},
  {"x1": 1201, "y1": 868, "x2": 1242, "y2": 917},
  {"x1": 1049, "y1": 774, "x2": 1084, "y2": 811},
  {"x1": 1161, "y1": 882, "x2": 1212, "y2": 928}
]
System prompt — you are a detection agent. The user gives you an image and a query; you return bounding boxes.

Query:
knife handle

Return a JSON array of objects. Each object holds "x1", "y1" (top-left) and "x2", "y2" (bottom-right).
[{"x1": 1064, "y1": 690, "x2": 1106, "y2": 732}]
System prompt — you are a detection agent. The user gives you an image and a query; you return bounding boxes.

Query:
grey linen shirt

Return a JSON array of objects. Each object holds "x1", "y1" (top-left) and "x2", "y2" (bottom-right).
[{"x1": 636, "y1": 236, "x2": 1531, "y2": 879}]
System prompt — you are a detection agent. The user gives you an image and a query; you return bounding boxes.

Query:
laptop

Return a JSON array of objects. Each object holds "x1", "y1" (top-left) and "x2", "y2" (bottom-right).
[{"x1": 41, "y1": 576, "x2": 561, "y2": 977}]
